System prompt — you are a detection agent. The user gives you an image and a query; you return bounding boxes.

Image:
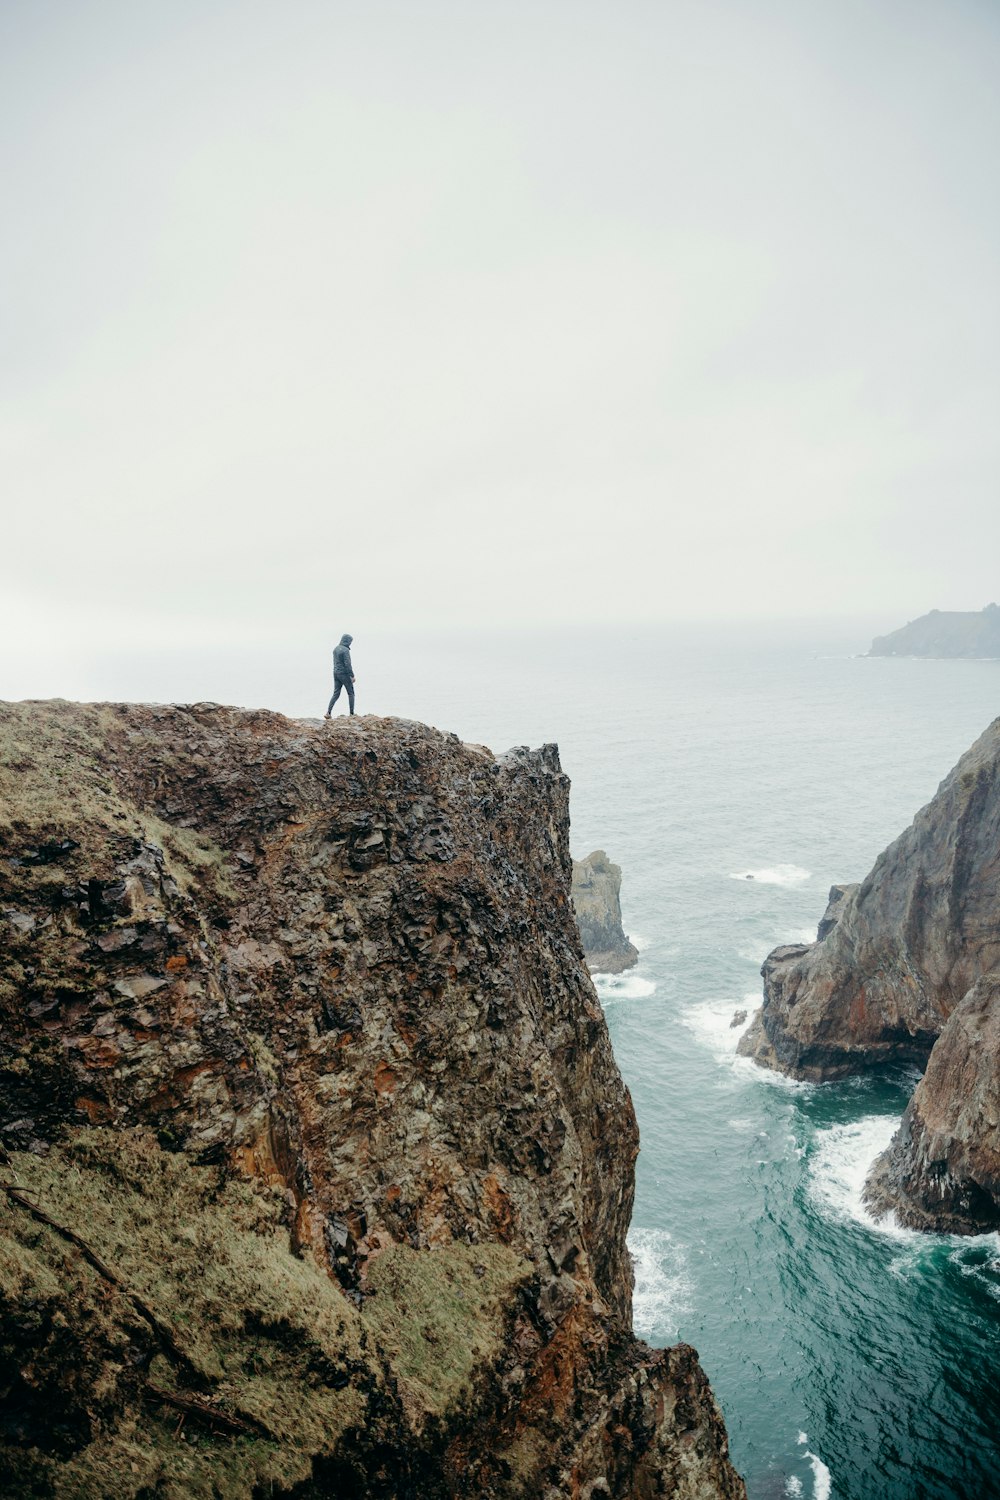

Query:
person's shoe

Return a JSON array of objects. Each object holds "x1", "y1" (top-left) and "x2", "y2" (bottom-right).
[{"x1": 323, "y1": 713, "x2": 331, "y2": 720}]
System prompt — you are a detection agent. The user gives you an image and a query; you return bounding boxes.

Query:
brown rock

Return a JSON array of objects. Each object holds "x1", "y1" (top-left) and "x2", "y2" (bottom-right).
[
  {"x1": 739, "y1": 718, "x2": 1000, "y2": 1081},
  {"x1": 864, "y1": 975, "x2": 1000, "y2": 1233},
  {"x1": 0, "y1": 700, "x2": 744, "y2": 1499}
]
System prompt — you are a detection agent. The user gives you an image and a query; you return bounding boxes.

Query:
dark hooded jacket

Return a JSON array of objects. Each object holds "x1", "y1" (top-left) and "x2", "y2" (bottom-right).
[{"x1": 333, "y1": 634, "x2": 354, "y2": 681}]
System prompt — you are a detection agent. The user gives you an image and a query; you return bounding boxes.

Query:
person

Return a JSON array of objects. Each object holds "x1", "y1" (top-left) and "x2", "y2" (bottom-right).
[{"x1": 324, "y1": 633, "x2": 356, "y2": 717}]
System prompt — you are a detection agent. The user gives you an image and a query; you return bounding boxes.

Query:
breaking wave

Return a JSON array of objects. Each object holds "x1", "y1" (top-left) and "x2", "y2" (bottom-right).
[
  {"x1": 627, "y1": 1226, "x2": 691, "y2": 1342},
  {"x1": 679, "y1": 995, "x2": 757, "y2": 1066},
  {"x1": 592, "y1": 972, "x2": 656, "y2": 1003},
  {"x1": 807, "y1": 1115, "x2": 913, "y2": 1239}
]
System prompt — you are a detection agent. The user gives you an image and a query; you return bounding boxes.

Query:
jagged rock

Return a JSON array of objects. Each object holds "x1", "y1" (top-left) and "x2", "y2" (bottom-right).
[
  {"x1": 739, "y1": 716, "x2": 1000, "y2": 1233},
  {"x1": 572, "y1": 851, "x2": 639, "y2": 974},
  {"x1": 864, "y1": 975, "x2": 1000, "y2": 1233},
  {"x1": 739, "y1": 717, "x2": 1000, "y2": 1082},
  {"x1": 0, "y1": 701, "x2": 744, "y2": 1499},
  {"x1": 869, "y1": 603, "x2": 1000, "y2": 659},
  {"x1": 729, "y1": 1011, "x2": 747, "y2": 1030}
]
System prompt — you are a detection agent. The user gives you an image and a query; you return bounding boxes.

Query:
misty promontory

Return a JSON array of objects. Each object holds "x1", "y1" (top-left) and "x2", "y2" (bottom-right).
[{"x1": 869, "y1": 604, "x2": 1000, "y2": 658}]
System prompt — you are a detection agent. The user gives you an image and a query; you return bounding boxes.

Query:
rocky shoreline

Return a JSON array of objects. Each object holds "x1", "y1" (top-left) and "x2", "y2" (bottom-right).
[
  {"x1": 0, "y1": 701, "x2": 744, "y2": 1499},
  {"x1": 739, "y1": 716, "x2": 1000, "y2": 1233}
]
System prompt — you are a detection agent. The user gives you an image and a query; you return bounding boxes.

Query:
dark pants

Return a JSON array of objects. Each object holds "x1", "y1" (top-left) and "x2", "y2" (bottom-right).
[{"x1": 327, "y1": 676, "x2": 355, "y2": 715}]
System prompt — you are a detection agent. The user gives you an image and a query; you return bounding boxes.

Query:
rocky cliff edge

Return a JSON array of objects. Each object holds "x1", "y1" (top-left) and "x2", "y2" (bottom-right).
[
  {"x1": 739, "y1": 717, "x2": 1000, "y2": 1232},
  {"x1": 0, "y1": 701, "x2": 744, "y2": 1499}
]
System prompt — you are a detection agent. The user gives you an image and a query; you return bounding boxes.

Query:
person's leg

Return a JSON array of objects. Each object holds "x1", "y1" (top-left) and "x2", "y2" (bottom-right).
[
  {"x1": 346, "y1": 680, "x2": 355, "y2": 715},
  {"x1": 327, "y1": 680, "x2": 344, "y2": 715}
]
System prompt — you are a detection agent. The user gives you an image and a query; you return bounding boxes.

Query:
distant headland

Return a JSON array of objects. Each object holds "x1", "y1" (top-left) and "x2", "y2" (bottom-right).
[{"x1": 869, "y1": 603, "x2": 1000, "y2": 658}]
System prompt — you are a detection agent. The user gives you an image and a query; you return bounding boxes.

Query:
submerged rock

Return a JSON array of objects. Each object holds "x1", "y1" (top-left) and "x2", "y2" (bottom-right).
[
  {"x1": 571, "y1": 850, "x2": 639, "y2": 974},
  {"x1": 0, "y1": 701, "x2": 744, "y2": 1499},
  {"x1": 739, "y1": 715, "x2": 1000, "y2": 1232}
]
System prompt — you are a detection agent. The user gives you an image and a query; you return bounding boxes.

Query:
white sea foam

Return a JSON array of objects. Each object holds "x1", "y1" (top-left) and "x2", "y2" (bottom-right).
[
  {"x1": 810, "y1": 1117, "x2": 1000, "y2": 1274},
  {"x1": 807, "y1": 1115, "x2": 916, "y2": 1240},
  {"x1": 630, "y1": 931, "x2": 650, "y2": 952},
  {"x1": 947, "y1": 1237, "x2": 1000, "y2": 1299},
  {"x1": 729, "y1": 864, "x2": 811, "y2": 887},
  {"x1": 627, "y1": 1226, "x2": 692, "y2": 1341},
  {"x1": 793, "y1": 1433, "x2": 832, "y2": 1500},
  {"x1": 593, "y1": 972, "x2": 657, "y2": 1003},
  {"x1": 679, "y1": 994, "x2": 757, "y2": 1065},
  {"x1": 804, "y1": 1450, "x2": 832, "y2": 1500}
]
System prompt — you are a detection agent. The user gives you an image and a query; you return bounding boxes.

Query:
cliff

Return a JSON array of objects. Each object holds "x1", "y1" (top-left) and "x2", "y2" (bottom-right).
[
  {"x1": 571, "y1": 851, "x2": 639, "y2": 975},
  {"x1": 869, "y1": 604, "x2": 1000, "y2": 658},
  {"x1": 0, "y1": 701, "x2": 744, "y2": 1499},
  {"x1": 739, "y1": 717, "x2": 1000, "y2": 1232}
]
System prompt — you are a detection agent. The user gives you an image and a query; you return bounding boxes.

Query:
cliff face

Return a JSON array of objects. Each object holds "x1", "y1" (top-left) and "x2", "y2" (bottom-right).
[
  {"x1": 869, "y1": 604, "x2": 1000, "y2": 658},
  {"x1": 0, "y1": 702, "x2": 744, "y2": 1499},
  {"x1": 571, "y1": 852, "x2": 639, "y2": 975},
  {"x1": 739, "y1": 717, "x2": 1000, "y2": 1232},
  {"x1": 864, "y1": 975, "x2": 1000, "y2": 1232}
]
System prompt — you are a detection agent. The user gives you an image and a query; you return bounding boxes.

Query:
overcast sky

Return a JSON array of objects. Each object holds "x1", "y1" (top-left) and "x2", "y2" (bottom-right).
[{"x1": 2, "y1": 0, "x2": 998, "y2": 664}]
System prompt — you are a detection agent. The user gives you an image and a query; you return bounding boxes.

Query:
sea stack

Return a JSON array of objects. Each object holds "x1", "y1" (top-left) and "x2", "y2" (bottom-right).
[
  {"x1": 0, "y1": 702, "x2": 744, "y2": 1499},
  {"x1": 571, "y1": 850, "x2": 640, "y2": 974},
  {"x1": 739, "y1": 716, "x2": 1000, "y2": 1233}
]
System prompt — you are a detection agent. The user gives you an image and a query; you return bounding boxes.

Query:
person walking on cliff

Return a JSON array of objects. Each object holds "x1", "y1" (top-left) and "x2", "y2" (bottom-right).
[{"x1": 324, "y1": 633, "x2": 356, "y2": 717}]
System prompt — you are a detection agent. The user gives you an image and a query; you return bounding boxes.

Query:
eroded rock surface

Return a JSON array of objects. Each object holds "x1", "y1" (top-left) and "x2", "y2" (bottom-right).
[
  {"x1": 739, "y1": 716, "x2": 1000, "y2": 1233},
  {"x1": 572, "y1": 851, "x2": 639, "y2": 974},
  {"x1": 0, "y1": 701, "x2": 744, "y2": 1499},
  {"x1": 739, "y1": 718, "x2": 1000, "y2": 1081},
  {"x1": 864, "y1": 975, "x2": 1000, "y2": 1233}
]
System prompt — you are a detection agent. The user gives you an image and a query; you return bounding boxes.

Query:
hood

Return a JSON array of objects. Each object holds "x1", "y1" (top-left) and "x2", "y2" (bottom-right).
[{"x1": 339, "y1": 634, "x2": 353, "y2": 646}]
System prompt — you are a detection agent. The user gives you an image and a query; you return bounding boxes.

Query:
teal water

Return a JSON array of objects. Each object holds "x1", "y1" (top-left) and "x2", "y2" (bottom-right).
[{"x1": 77, "y1": 621, "x2": 1000, "y2": 1498}]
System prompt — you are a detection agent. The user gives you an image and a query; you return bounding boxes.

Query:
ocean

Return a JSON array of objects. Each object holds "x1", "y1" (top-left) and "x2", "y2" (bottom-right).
[{"x1": 57, "y1": 620, "x2": 1000, "y2": 1499}]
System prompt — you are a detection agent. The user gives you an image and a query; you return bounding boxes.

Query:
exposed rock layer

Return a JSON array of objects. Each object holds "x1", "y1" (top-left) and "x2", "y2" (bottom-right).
[
  {"x1": 0, "y1": 701, "x2": 744, "y2": 1498},
  {"x1": 869, "y1": 603, "x2": 1000, "y2": 658},
  {"x1": 572, "y1": 851, "x2": 639, "y2": 974},
  {"x1": 739, "y1": 716, "x2": 1000, "y2": 1232}
]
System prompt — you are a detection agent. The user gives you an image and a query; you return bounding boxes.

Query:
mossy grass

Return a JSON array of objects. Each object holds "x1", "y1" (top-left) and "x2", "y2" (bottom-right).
[
  {"x1": 0, "y1": 1129, "x2": 368, "y2": 1496},
  {"x1": 0, "y1": 701, "x2": 236, "y2": 899},
  {"x1": 362, "y1": 1240, "x2": 530, "y2": 1423},
  {"x1": 1, "y1": 1130, "x2": 532, "y2": 1496}
]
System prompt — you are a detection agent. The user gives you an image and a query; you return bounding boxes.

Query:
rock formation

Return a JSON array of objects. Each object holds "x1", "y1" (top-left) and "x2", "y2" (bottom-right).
[
  {"x1": 0, "y1": 701, "x2": 744, "y2": 1499},
  {"x1": 572, "y1": 851, "x2": 639, "y2": 974},
  {"x1": 739, "y1": 716, "x2": 1000, "y2": 1232},
  {"x1": 864, "y1": 975, "x2": 1000, "y2": 1233},
  {"x1": 869, "y1": 603, "x2": 1000, "y2": 658}
]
